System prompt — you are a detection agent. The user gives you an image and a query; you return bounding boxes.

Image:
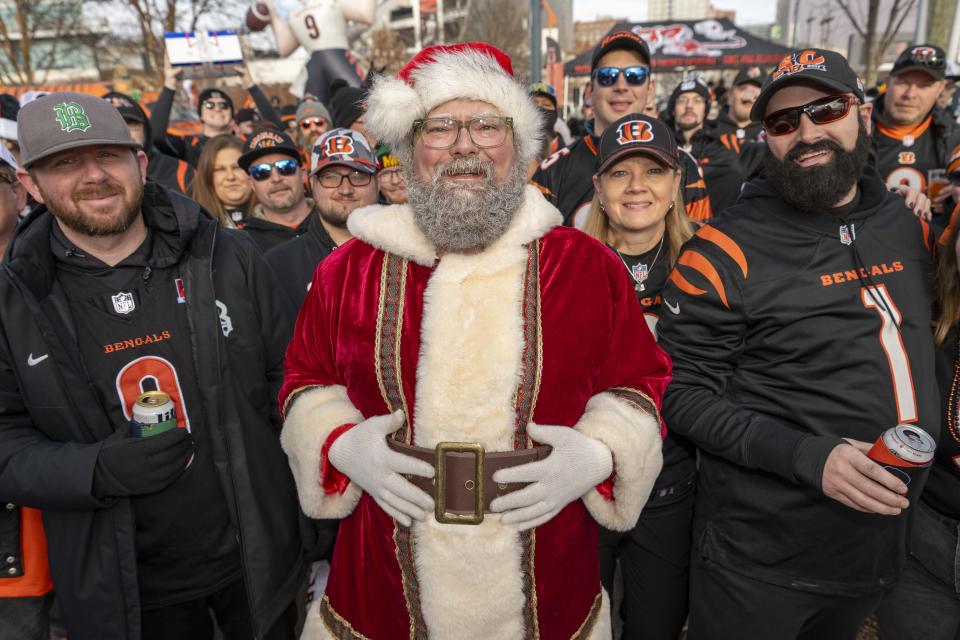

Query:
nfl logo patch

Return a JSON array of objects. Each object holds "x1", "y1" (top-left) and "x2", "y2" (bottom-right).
[
  {"x1": 839, "y1": 224, "x2": 855, "y2": 246},
  {"x1": 175, "y1": 278, "x2": 187, "y2": 304},
  {"x1": 631, "y1": 263, "x2": 649, "y2": 283},
  {"x1": 111, "y1": 291, "x2": 135, "y2": 315}
]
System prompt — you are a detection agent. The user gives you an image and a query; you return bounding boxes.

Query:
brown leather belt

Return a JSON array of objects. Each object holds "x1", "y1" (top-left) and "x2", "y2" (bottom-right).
[{"x1": 387, "y1": 439, "x2": 551, "y2": 525}]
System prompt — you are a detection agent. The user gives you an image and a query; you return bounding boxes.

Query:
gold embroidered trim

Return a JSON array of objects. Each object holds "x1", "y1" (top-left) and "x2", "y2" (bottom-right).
[
  {"x1": 519, "y1": 529, "x2": 540, "y2": 639},
  {"x1": 569, "y1": 591, "x2": 602, "y2": 640},
  {"x1": 319, "y1": 595, "x2": 372, "y2": 640},
  {"x1": 374, "y1": 253, "x2": 412, "y2": 441},
  {"x1": 514, "y1": 241, "x2": 543, "y2": 449},
  {"x1": 393, "y1": 522, "x2": 428, "y2": 639},
  {"x1": 281, "y1": 384, "x2": 324, "y2": 417},
  {"x1": 609, "y1": 387, "x2": 661, "y2": 425}
]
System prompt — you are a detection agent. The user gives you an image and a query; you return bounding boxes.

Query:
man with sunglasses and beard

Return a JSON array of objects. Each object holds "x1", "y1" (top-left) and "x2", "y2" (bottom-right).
[
  {"x1": 239, "y1": 129, "x2": 318, "y2": 252},
  {"x1": 0, "y1": 92, "x2": 304, "y2": 639},
  {"x1": 531, "y1": 31, "x2": 712, "y2": 228},
  {"x1": 871, "y1": 45, "x2": 960, "y2": 230},
  {"x1": 657, "y1": 50, "x2": 939, "y2": 639},
  {"x1": 266, "y1": 128, "x2": 378, "y2": 313},
  {"x1": 279, "y1": 43, "x2": 669, "y2": 638}
]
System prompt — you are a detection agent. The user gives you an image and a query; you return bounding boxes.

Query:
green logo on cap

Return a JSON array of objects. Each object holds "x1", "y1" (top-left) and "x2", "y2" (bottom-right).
[{"x1": 53, "y1": 102, "x2": 91, "y2": 133}]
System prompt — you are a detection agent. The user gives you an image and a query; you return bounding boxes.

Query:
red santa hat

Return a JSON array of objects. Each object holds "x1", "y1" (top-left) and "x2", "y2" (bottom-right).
[{"x1": 365, "y1": 42, "x2": 543, "y2": 166}]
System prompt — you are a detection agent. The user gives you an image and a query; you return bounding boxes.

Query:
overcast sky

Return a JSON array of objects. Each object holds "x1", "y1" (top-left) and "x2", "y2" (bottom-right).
[{"x1": 572, "y1": 0, "x2": 779, "y2": 25}]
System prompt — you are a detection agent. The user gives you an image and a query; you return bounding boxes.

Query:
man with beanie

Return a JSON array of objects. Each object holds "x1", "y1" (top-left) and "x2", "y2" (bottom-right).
[
  {"x1": 666, "y1": 76, "x2": 743, "y2": 214},
  {"x1": 266, "y1": 127, "x2": 378, "y2": 313},
  {"x1": 531, "y1": 31, "x2": 712, "y2": 226},
  {"x1": 717, "y1": 66, "x2": 765, "y2": 147},
  {"x1": 658, "y1": 49, "x2": 937, "y2": 638},
  {"x1": 150, "y1": 57, "x2": 283, "y2": 167},
  {"x1": 872, "y1": 44, "x2": 960, "y2": 227},
  {"x1": 239, "y1": 129, "x2": 318, "y2": 252},
  {"x1": 0, "y1": 92, "x2": 304, "y2": 638},
  {"x1": 235, "y1": 107, "x2": 262, "y2": 136},
  {"x1": 295, "y1": 99, "x2": 332, "y2": 152},
  {"x1": 103, "y1": 91, "x2": 194, "y2": 195},
  {"x1": 280, "y1": 42, "x2": 668, "y2": 639}
]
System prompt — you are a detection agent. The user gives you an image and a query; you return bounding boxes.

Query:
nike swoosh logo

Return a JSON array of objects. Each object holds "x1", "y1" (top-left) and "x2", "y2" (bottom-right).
[
  {"x1": 664, "y1": 300, "x2": 680, "y2": 315},
  {"x1": 27, "y1": 353, "x2": 49, "y2": 367}
]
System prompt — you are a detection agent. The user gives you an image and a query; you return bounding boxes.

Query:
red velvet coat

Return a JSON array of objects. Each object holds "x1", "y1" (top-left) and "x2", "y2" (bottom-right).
[{"x1": 279, "y1": 187, "x2": 670, "y2": 639}]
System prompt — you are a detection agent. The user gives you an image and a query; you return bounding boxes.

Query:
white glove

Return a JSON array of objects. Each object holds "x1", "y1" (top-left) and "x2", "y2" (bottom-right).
[
  {"x1": 328, "y1": 411, "x2": 435, "y2": 526},
  {"x1": 490, "y1": 423, "x2": 613, "y2": 530}
]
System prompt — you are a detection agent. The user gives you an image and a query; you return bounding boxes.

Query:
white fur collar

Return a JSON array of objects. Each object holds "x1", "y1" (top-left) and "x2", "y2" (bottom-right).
[{"x1": 347, "y1": 185, "x2": 562, "y2": 267}]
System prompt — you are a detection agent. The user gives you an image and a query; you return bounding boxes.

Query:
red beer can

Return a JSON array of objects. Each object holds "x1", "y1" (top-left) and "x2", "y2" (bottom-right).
[{"x1": 867, "y1": 424, "x2": 936, "y2": 488}]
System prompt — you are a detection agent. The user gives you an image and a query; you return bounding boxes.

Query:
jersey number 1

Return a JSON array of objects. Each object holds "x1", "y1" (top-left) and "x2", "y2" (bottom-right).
[{"x1": 861, "y1": 285, "x2": 918, "y2": 423}]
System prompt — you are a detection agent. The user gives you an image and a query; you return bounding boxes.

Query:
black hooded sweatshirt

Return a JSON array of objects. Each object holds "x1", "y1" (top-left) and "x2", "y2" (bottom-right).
[{"x1": 658, "y1": 167, "x2": 939, "y2": 596}]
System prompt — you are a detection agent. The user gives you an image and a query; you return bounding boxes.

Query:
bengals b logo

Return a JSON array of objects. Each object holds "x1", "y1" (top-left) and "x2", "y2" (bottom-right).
[
  {"x1": 324, "y1": 135, "x2": 355, "y2": 157},
  {"x1": 616, "y1": 120, "x2": 654, "y2": 145},
  {"x1": 911, "y1": 46, "x2": 937, "y2": 62}
]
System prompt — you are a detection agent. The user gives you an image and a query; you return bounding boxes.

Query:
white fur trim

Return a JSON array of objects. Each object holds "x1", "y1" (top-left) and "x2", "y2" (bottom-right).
[
  {"x1": 347, "y1": 186, "x2": 562, "y2": 267},
  {"x1": 280, "y1": 385, "x2": 364, "y2": 519},
  {"x1": 366, "y1": 48, "x2": 544, "y2": 166},
  {"x1": 575, "y1": 392, "x2": 663, "y2": 532},
  {"x1": 592, "y1": 589, "x2": 612, "y2": 639}
]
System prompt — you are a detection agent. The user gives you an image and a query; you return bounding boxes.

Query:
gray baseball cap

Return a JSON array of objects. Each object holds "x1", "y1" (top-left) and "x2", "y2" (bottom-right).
[{"x1": 17, "y1": 92, "x2": 140, "y2": 168}]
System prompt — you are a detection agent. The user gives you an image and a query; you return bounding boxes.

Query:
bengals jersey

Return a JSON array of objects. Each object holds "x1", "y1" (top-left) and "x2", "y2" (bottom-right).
[
  {"x1": 52, "y1": 229, "x2": 239, "y2": 608},
  {"x1": 531, "y1": 128, "x2": 713, "y2": 227},
  {"x1": 658, "y1": 167, "x2": 938, "y2": 595}
]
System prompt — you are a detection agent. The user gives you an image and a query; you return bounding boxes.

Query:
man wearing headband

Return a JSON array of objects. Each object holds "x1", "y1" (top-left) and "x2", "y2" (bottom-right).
[{"x1": 658, "y1": 49, "x2": 938, "y2": 638}]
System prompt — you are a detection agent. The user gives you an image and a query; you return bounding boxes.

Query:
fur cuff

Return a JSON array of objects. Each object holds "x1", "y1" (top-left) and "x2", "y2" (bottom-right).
[
  {"x1": 574, "y1": 392, "x2": 663, "y2": 531},
  {"x1": 280, "y1": 385, "x2": 364, "y2": 519}
]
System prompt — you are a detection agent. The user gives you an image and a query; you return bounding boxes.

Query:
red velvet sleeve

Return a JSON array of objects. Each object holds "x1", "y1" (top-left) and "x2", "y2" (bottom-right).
[{"x1": 320, "y1": 423, "x2": 357, "y2": 495}]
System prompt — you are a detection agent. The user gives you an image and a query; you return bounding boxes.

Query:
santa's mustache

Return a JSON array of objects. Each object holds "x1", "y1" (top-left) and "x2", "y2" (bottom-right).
[{"x1": 433, "y1": 156, "x2": 493, "y2": 180}]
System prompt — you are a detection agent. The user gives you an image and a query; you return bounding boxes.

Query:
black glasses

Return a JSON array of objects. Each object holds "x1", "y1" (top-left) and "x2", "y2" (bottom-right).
[
  {"x1": 763, "y1": 95, "x2": 858, "y2": 137},
  {"x1": 592, "y1": 66, "x2": 649, "y2": 87},
  {"x1": 317, "y1": 170, "x2": 373, "y2": 188},
  {"x1": 249, "y1": 158, "x2": 299, "y2": 181},
  {"x1": 413, "y1": 116, "x2": 513, "y2": 150},
  {"x1": 203, "y1": 100, "x2": 230, "y2": 111}
]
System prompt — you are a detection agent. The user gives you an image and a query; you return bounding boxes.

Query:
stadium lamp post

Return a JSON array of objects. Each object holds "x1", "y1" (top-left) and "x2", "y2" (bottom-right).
[{"x1": 531, "y1": 0, "x2": 542, "y2": 83}]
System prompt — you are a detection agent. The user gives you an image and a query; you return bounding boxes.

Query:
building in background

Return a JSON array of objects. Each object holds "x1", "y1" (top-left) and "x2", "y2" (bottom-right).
[{"x1": 648, "y1": 0, "x2": 711, "y2": 21}]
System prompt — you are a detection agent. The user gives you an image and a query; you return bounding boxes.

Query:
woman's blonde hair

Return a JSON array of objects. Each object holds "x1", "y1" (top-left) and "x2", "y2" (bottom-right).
[
  {"x1": 583, "y1": 167, "x2": 694, "y2": 267},
  {"x1": 935, "y1": 215, "x2": 960, "y2": 345},
  {"x1": 191, "y1": 134, "x2": 255, "y2": 226}
]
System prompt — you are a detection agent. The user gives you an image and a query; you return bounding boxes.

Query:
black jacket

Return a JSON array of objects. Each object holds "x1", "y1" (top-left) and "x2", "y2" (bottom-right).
[
  {"x1": 673, "y1": 121, "x2": 744, "y2": 215},
  {"x1": 240, "y1": 206, "x2": 316, "y2": 254},
  {"x1": 264, "y1": 212, "x2": 337, "y2": 316},
  {"x1": 659, "y1": 168, "x2": 939, "y2": 595},
  {"x1": 0, "y1": 184, "x2": 305, "y2": 638}
]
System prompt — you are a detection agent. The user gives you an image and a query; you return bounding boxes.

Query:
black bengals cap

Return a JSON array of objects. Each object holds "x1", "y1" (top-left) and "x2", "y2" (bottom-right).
[
  {"x1": 751, "y1": 49, "x2": 864, "y2": 121},
  {"x1": 891, "y1": 45, "x2": 946, "y2": 80},
  {"x1": 591, "y1": 30, "x2": 651, "y2": 71},
  {"x1": 596, "y1": 113, "x2": 679, "y2": 175},
  {"x1": 238, "y1": 129, "x2": 301, "y2": 171}
]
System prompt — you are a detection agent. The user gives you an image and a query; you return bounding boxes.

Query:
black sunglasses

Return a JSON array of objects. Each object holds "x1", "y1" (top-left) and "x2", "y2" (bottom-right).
[
  {"x1": 249, "y1": 158, "x2": 299, "y2": 181},
  {"x1": 763, "y1": 95, "x2": 858, "y2": 137},
  {"x1": 592, "y1": 66, "x2": 649, "y2": 87},
  {"x1": 203, "y1": 100, "x2": 230, "y2": 111}
]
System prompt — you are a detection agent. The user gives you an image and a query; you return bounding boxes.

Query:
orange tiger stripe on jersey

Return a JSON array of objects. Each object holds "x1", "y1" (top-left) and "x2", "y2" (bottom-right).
[
  {"x1": 669, "y1": 269, "x2": 707, "y2": 297},
  {"x1": 697, "y1": 225, "x2": 748, "y2": 277},
  {"x1": 686, "y1": 179, "x2": 707, "y2": 190},
  {"x1": 678, "y1": 250, "x2": 730, "y2": 308},
  {"x1": 686, "y1": 198, "x2": 712, "y2": 222}
]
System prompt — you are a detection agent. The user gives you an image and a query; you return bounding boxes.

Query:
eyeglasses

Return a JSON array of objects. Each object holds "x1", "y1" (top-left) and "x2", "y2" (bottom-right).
[
  {"x1": 763, "y1": 95, "x2": 858, "y2": 137},
  {"x1": 592, "y1": 66, "x2": 649, "y2": 87},
  {"x1": 379, "y1": 168, "x2": 403, "y2": 183},
  {"x1": 317, "y1": 170, "x2": 373, "y2": 188},
  {"x1": 299, "y1": 117, "x2": 327, "y2": 130},
  {"x1": 412, "y1": 116, "x2": 513, "y2": 150},
  {"x1": 203, "y1": 100, "x2": 230, "y2": 111},
  {"x1": 249, "y1": 158, "x2": 300, "y2": 181}
]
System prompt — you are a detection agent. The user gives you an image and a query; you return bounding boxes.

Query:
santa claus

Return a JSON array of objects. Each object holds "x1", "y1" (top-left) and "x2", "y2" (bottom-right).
[{"x1": 279, "y1": 42, "x2": 670, "y2": 639}]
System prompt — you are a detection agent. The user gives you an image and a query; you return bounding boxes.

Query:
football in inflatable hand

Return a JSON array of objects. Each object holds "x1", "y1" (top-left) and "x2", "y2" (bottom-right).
[{"x1": 245, "y1": 1, "x2": 270, "y2": 31}]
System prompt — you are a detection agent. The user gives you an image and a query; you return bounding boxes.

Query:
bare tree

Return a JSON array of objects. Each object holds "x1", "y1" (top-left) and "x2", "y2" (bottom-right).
[
  {"x1": 368, "y1": 26, "x2": 407, "y2": 76},
  {"x1": 460, "y1": 0, "x2": 531, "y2": 81},
  {"x1": 834, "y1": 0, "x2": 918, "y2": 86},
  {"x1": 0, "y1": 0, "x2": 87, "y2": 85}
]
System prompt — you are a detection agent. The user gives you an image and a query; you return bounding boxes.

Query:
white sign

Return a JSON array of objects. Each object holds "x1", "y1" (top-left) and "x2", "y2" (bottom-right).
[{"x1": 165, "y1": 30, "x2": 244, "y2": 67}]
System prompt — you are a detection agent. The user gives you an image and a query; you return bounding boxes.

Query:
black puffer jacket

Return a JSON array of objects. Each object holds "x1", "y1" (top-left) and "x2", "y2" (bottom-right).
[{"x1": 0, "y1": 184, "x2": 305, "y2": 639}]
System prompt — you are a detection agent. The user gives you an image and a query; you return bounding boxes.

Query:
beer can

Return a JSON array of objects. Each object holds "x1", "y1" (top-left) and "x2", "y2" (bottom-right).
[
  {"x1": 131, "y1": 391, "x2": 178, "y2": 438},
  {"x1": 866, "y1": 424, "x2": 936, "y2": 487}
]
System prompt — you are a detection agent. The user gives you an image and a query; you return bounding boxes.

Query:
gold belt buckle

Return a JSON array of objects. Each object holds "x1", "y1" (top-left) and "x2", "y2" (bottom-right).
[{"x1": 435, "y1": 442, "x2": 484, "y2": 525}]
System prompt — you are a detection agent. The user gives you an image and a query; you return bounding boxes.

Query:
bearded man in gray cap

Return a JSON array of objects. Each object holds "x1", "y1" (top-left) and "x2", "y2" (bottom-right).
[{"x1": 0, "y1": 92, "x2": 304, "y2": 640}]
